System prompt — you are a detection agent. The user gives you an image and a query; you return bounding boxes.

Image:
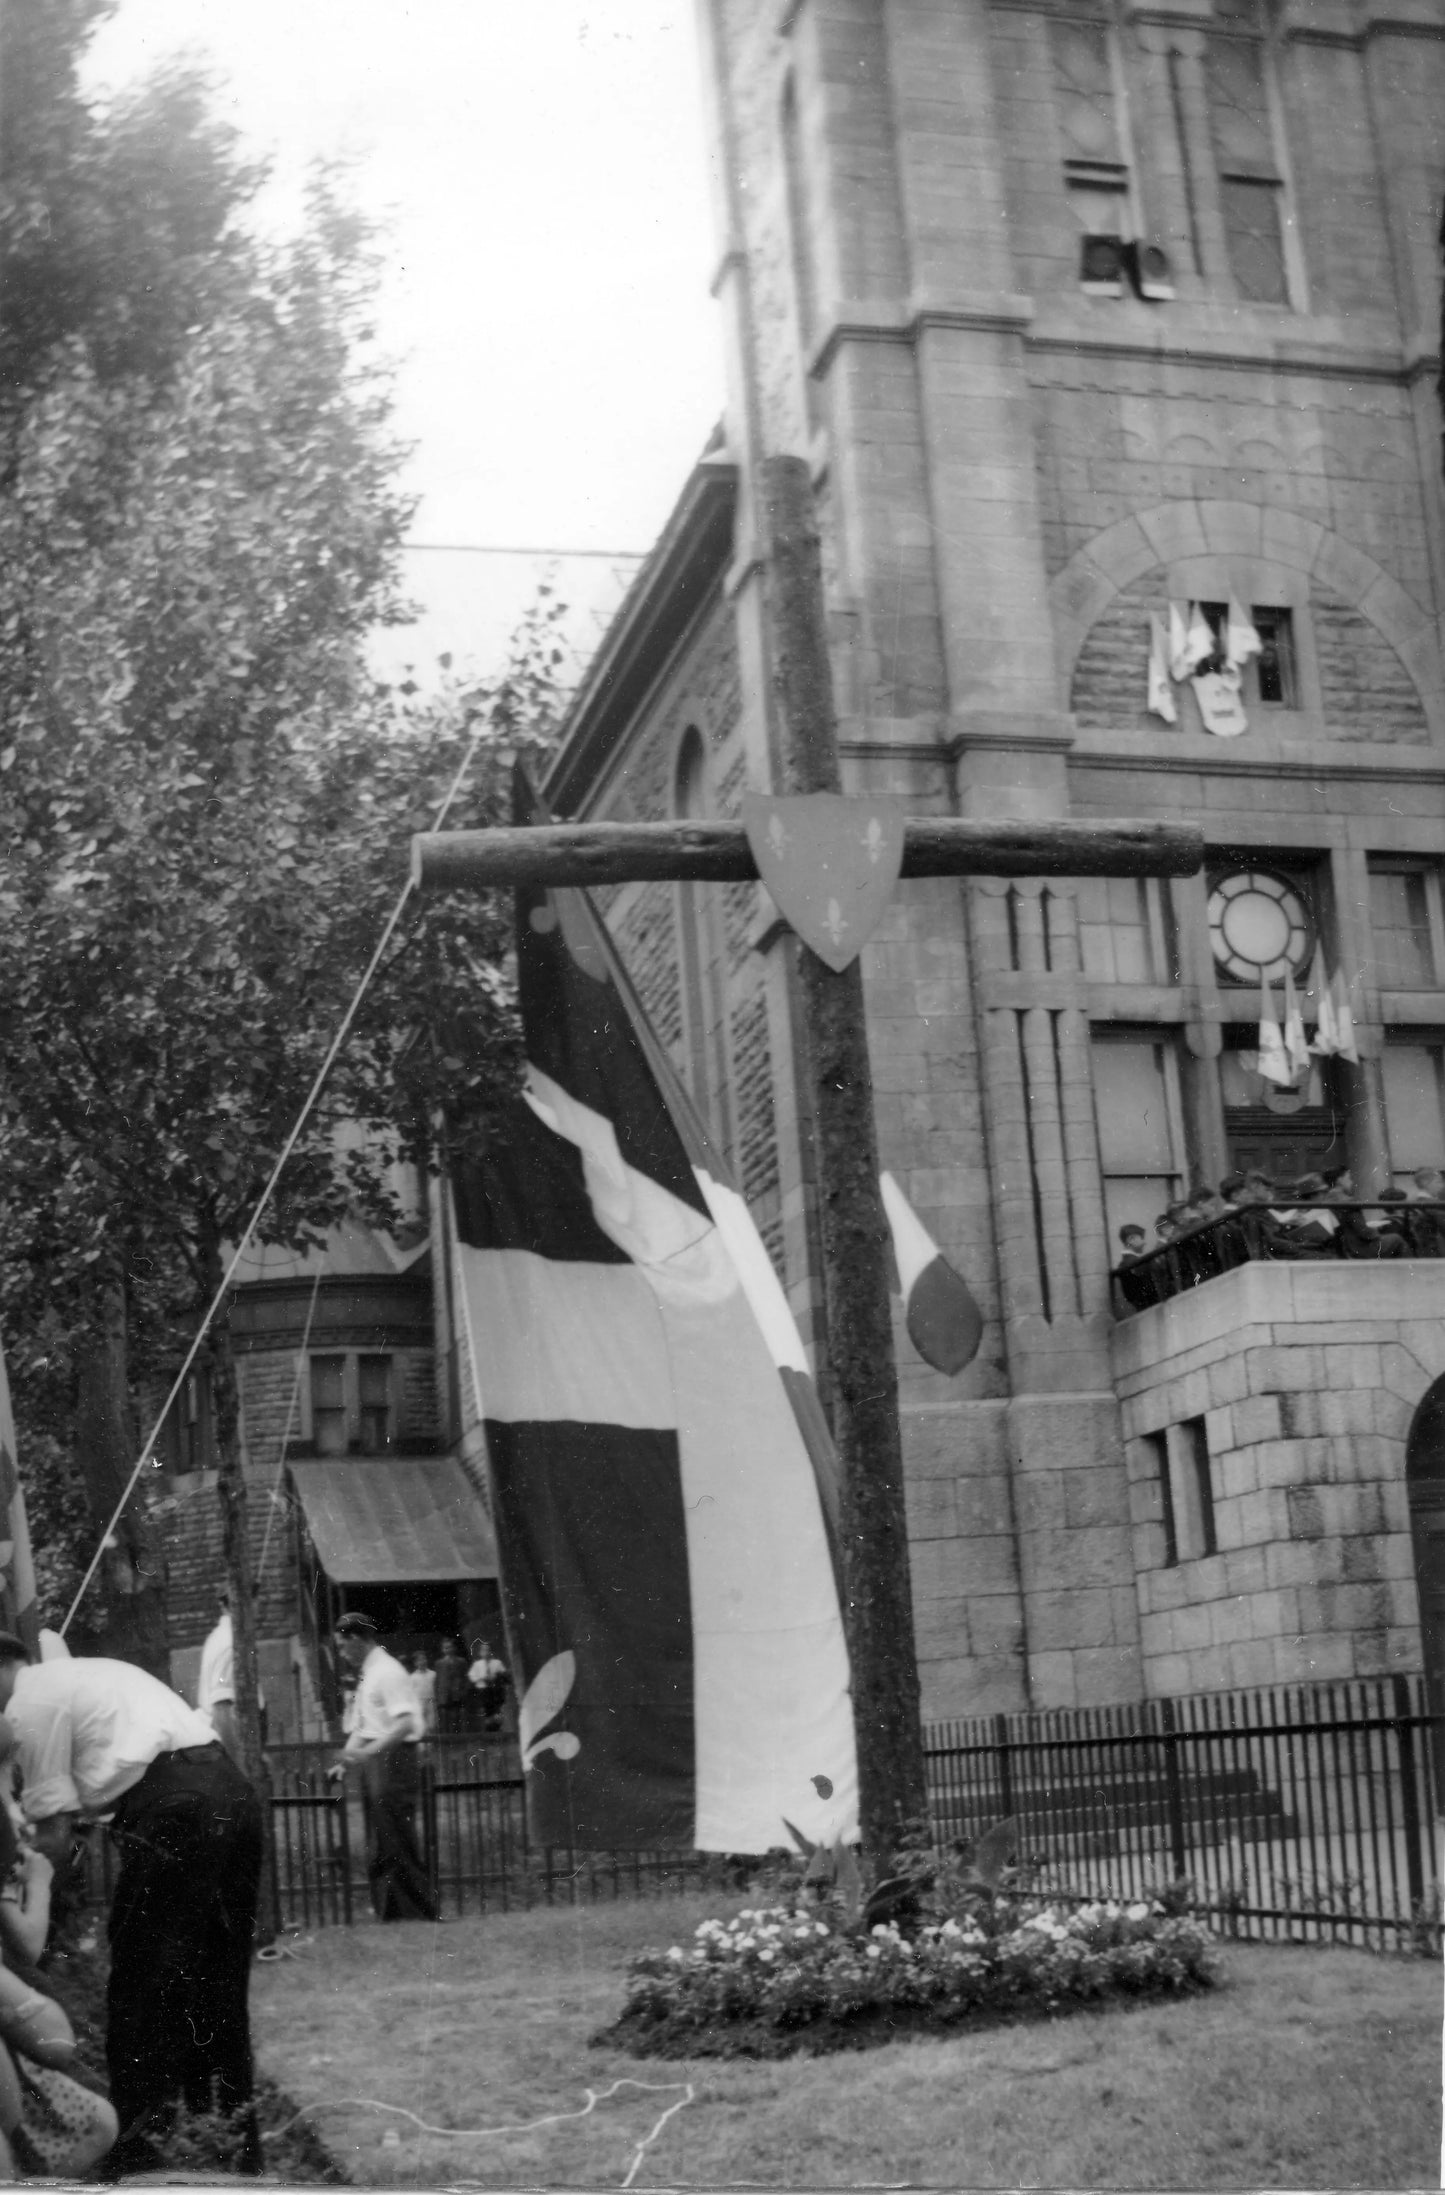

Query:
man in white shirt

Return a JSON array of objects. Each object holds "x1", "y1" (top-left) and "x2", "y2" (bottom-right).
[
  {"x1": 0, "y1": 1636, "x2": 263, "y2": 2176},
  {"x1": 329, "y1": 1612, "x2": 439, "y2": 1922}
]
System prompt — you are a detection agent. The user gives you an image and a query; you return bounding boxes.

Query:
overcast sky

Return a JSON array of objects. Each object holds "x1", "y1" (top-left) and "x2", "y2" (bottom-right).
[{"x1": 85, "y1": 2, "x2": 726, "y2": 680}]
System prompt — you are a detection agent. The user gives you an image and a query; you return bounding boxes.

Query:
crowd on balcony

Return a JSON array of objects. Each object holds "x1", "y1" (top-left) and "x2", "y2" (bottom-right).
[{"x1": 1113, "y1": 1165, "x2": 1445, "y2": 1312}]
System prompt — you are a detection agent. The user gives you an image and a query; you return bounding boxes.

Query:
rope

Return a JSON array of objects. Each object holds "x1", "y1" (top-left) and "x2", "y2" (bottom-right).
[
  {"x1": 264, "y1": 2077, "x2": 695, "y2": 2182},
  {"x1": 59, "y1": 725, "x2": 493, "y2": 1636}
]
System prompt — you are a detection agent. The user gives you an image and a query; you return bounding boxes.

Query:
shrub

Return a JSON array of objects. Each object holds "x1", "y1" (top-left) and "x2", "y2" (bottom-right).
[{"x1": 601, "y1": 1891, "x2": 1219, "y2": 2059}]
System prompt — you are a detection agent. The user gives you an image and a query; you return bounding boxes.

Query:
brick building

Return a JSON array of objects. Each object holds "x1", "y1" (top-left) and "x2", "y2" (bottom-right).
[
  {"x1": 158, "y1": 1208, "x2": 500, "y2": 1738},
  {"x1": 533, "y1": 0, "x2": 1445, "y2": 1717}
]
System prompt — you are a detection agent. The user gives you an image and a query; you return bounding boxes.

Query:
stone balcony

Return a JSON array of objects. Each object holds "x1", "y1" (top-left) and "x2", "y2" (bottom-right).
[{"x1": 1109, "y1": 1262, "x2": 1441, "y2": 1695}]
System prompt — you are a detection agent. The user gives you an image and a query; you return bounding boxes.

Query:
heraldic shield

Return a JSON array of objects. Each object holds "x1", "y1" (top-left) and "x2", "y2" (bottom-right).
[{"x1": 743, "y1": 792, "x2": 905, "y2": 973}]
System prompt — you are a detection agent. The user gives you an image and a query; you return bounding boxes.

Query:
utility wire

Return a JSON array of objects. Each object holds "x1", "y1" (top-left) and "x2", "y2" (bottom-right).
[
  {"x1": 404, "y1": 542, "x2": 645, "y2": 560},
  {"x1": 59, "y1": 727, "x2": 492, "y2": 1637}
]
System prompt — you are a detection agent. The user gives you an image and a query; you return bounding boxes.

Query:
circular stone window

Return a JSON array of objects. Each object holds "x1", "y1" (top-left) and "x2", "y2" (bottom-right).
[{"x1": 1207, "y1": 869, "x2": 1313, "y2": 984}]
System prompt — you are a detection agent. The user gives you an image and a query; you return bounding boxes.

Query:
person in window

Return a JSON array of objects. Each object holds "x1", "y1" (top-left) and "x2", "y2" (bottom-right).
[
  {"x1": 328, "y1": 1614, "x2": 439, "y2": 1923},
  {"x1": 1114, "y1": 1225, "x2": 1158, "y2": 1311},
  {"x1": 1323, "y1": 1166, "x2": 1406, "y2": 1258}
]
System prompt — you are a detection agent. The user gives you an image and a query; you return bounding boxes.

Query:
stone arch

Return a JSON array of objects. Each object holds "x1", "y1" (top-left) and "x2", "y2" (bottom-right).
[
  {"x1": 1049, "y1": 500, "x2": 1444, "y2": 740},
  {"x1": 1406, "y1": 1374, "x2": 1445, "y2": 1736}
]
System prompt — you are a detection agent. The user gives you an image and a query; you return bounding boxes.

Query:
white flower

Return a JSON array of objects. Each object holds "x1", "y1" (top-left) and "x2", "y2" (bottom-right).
[
  {"x1": 814, "y1": 1923, "x2": 829, "y2": 1937},
  {"x1": 759, "y1": 1948, "x2": 776, "y2": 1963},
  {"x1": 1126, "y1": 1902, "x2": 1150, "y2": 1922},
  {"x1": 668, "y1": 1945, "x2": 684, "y2": 1961},
  {"x1": 866, "y1": 1945, "x2": 881, "y2": 1960}
]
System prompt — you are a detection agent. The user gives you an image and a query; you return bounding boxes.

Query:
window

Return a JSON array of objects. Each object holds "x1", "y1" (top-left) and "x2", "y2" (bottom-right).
[
  {"x1": 1382, "y1": 1044, "x2": 1445, "y2": 1189},
  {"x1": 1143, "y1": 1430, "x2": 1179, "y2": 1568},
  {"x1": 172, "y1": 1371, "x2": 212, "y2": 1474},
  {"x1": 308, "y1": 1352, "x2": 395, "y2": 1455},
  {"x1": 310, "y1": 1356, "x2": 348, "y2": 1456},
  {"x1": 1051, "y1": 17, "x2": 1137, "y2": 289},
  {"x1": 358, "y1": 1356, "x2": 394, "y2": 1453},
  {"x1": 1193, "y1": 602, "x2": 1297, "y2": 706},
  {"x1": 1091, "y1": 1033, "x2": 1183, "y2": 1247},
  {"x1": 1205, "y1": 34, "x2": 1289, "y2": 304},
  {"x1": 1078, "y1": 877, "x2": 1176, "y2": 985},
  {"x1": 1368, "y1": 863, "x2": 1444, "y2": 990},
  {"x1": 1177, "y1": 1418, "x2": 1218, "y2": 1559}
]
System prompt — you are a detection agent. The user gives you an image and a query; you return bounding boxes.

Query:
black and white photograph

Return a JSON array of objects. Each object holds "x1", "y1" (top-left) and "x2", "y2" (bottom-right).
[{"x1": 0, "y1": 0, "x2": 1441, "y2": 2185}]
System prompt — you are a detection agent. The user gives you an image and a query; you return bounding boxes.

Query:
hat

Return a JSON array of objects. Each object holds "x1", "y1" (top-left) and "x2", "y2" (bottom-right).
[{"x1": 334, "y1": 1612, "x2": 379, "y2": 1640}]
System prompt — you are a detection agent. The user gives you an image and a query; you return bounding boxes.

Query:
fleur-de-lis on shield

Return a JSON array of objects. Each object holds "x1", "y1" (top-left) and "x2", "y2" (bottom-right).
[
  {"x1": 518, "y1": 1650, "x2": 581, "y2": 1770},
  {"x1": 823, "y1": 898, "x2": 848, "y2": 950},
  {"x1": 863, "y1": 816, "x2": 886, "y2": 865},
  {"x1": 767, "y1": 814, "x2": 791, "y2": 858}
]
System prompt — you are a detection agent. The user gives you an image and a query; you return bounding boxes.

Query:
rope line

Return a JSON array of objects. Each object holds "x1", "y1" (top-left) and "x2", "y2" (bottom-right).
[
  {"x1": 265, "y1": 2076, "x2": 695, "y2": 2157},
  {"x1": 59, "y1": 726, "x2": 492, "y2": 1636}
]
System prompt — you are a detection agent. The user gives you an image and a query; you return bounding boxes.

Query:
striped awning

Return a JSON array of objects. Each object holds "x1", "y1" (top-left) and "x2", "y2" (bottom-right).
[{"x1": 288, "y1": 1457, "x2": 498, "y2": 1584}]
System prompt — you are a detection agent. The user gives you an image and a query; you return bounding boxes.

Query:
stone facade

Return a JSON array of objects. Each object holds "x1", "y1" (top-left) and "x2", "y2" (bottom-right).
[{"x1": 541, "y1": 0, "x2": 1445, "y2": 1718}]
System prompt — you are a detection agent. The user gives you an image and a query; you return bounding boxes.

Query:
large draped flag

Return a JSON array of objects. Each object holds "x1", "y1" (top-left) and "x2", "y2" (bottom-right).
[
  {"x1": 449, "y1": 781, "x2": 857, "y2": 1855},
  {"x1": 0, "y1": 1343, "x2": 40, "y2": 1657}
]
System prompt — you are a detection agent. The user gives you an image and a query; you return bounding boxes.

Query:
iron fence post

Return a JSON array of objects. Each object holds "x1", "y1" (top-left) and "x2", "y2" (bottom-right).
[
  {"x1": 1160, "y1": 1697, "x2": 1188, "y2": 1883},
  {"x1": 993, "y1": 1713, "x2": 1014, "y2": 1822},
  {"x1": 1391, "y1": 1672, "x2": 1426, "y2": 1914}
]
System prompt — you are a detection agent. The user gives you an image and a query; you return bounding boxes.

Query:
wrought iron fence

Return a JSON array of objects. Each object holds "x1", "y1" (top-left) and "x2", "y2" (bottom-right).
[
  {"x1": 72, "y1": 1677, "x2": 1441, "y2": 1948},
  {"x1": 928, "y1": 1673, "x2": 1440, "y2": 1951}
]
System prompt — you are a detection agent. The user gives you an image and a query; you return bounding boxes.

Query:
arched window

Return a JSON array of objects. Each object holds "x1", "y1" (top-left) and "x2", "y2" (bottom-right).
[{"x1": 675, "y1": 729, "x2": 734, "y2": 1154}]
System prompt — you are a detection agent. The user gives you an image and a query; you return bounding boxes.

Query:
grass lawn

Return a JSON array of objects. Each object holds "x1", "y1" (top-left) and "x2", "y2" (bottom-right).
[{"x1": 252, "y1": 1891, "x2": 1441, "y2": 2188}]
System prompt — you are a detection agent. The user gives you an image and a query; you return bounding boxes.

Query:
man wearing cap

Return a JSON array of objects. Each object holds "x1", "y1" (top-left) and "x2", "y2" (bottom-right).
[
  {"x1": 329, "y1": 1614, "x2": 439, "y2": 1922},
  {"x1": 0, "y1": 1635, "x2": 263, "y2": 2175}
]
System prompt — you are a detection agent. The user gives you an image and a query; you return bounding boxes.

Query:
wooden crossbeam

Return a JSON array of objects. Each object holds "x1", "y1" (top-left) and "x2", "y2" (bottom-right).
[{"x1": 413, "y1": 814, "x2": 1203, "y2": 893}]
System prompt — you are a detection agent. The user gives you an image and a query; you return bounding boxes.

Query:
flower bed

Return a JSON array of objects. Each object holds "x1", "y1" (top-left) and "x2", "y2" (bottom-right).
[{"x1": 600, "y1": 1895, "x2": 1219, "y2": 2059}]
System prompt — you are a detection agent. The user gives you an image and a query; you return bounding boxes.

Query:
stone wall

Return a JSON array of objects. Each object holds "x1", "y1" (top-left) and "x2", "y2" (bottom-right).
[{"x1": 1113, "y1": 1262, "x2": 1432, "y2": 1693}]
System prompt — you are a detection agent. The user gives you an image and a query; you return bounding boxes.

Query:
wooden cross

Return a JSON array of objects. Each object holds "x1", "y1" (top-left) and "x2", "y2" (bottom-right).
[{"x1": 412, "y1": 457, "x2": 1203, "y2": 1867}]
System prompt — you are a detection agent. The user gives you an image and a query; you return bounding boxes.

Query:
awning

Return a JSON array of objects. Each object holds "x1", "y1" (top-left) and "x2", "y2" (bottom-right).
[{"x1": 288, "y1": 1457, "x2": 498, "y2": 1585}]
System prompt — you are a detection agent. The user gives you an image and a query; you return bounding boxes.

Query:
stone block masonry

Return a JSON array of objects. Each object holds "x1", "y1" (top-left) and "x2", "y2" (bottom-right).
[{"x1": 1114, "y1": 1263, "x2": 1436, "y2": 1694}]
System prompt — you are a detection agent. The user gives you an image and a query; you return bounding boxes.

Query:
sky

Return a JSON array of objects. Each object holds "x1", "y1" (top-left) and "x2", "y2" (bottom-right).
[{"x1": 84, "y1": 2, "x2": 726, "y2": 683}]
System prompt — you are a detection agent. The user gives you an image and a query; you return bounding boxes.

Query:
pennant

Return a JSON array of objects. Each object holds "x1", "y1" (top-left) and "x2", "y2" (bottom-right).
[
  {"x1": 1192, "y1": 665, "x2": 1248, "y2": 738},
  {"x1": 0, "y1": 1343, "x2": 40, "y2": 1659},
  {"x1": 1257, "y1": 971, "x2": 1293, "y2": 1087},
  {"x1": 1147, "y1": 614, "x2": 1177, "y2": 724},
  {"x1": 1225, "y1": 597, "x2": 1262, "y2": 672},
  {"x1": 1331, "y1": 968, "x2": 1360, "y2": 1064},
  {"x1": 879, "y1": 1174, "x2": 983, "y2": 1377},
  {"x1": 1167, "y1": 600, "x2": 1192, "y2": 683},
  {"x1": 447, "y1": 770, "x2": 857, "y2": 1855},
  {"x1": 1283, "y1": 965, "x2": 1310, "y2": 1081},
  {"x1": 1307, "y1": 952, "x2": 1340, "y2": 1056}
]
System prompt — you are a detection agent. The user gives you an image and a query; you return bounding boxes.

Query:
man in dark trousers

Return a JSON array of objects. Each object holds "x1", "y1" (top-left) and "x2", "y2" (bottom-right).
[
  {"x1": 329, "y1": 1613, "x2": 439, "y2": 1921},
  {"x1": 0, "y1": 1636, "x2": 263, "y2": 2175}
]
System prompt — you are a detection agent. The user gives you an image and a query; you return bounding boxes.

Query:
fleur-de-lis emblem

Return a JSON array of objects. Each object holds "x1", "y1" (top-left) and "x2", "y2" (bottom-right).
[
  {"x1": 768, "y1": 814, "x2": 791, "y2": 858},
  {"x1": 823, "y1": 898, "x2": 848, "y2": 949},
  {"x1": 862, "y1": 817, "x2": 886, "y2": 864},
  {"x1": 518, "y1": 1650, "x2": 581, "y2": 1769}
]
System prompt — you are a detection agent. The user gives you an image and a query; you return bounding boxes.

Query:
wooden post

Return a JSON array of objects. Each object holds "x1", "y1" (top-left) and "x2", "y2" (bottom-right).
[{"x1": 760, "y1": 453, "x2": 925, "y2": 1867}]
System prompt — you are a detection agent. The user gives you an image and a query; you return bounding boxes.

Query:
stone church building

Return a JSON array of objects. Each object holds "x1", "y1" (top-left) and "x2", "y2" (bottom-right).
[{"x1": 537, "y1": 0, "x2": 1445, "y2": 1718}]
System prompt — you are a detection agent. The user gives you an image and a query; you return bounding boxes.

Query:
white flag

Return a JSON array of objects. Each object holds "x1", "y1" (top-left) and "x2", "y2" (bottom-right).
[
  {"x1": 1332, "y1": 968, "x2": 1360, "y2": 1064},
  {"x1": 1308, "y1": 952, "x2": 1339, "y2": 1056},
  {"x1": 1168, "y1": 600, "x2": 1192, "y2": 682},
  {"x1": 1225, "y1": 597, "x2": 1262, "y2": 671},
  {"x1": 1257, "y1": 972, "x2": 1292, "y2": 1087},
  {"x1": 1283, "y1": 966, "x2": 1310, "y2": 1081},
  {"x1": 1185, "y1": 602, "x2": 1216, "y2": 674},
  {"x1": 1147, "y1": 613, "x2": 1177, "y2": 723}
]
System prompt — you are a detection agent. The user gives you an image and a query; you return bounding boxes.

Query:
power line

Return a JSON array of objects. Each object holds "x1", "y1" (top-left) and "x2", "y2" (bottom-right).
[{"x1": 403, "y1": 542, "x2": 646, "y2": 560}]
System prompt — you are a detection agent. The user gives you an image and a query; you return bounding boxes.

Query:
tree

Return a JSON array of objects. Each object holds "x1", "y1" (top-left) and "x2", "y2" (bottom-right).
[{"x1": 0, "y1": 5, "x2": 567, "y2": 1728}]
